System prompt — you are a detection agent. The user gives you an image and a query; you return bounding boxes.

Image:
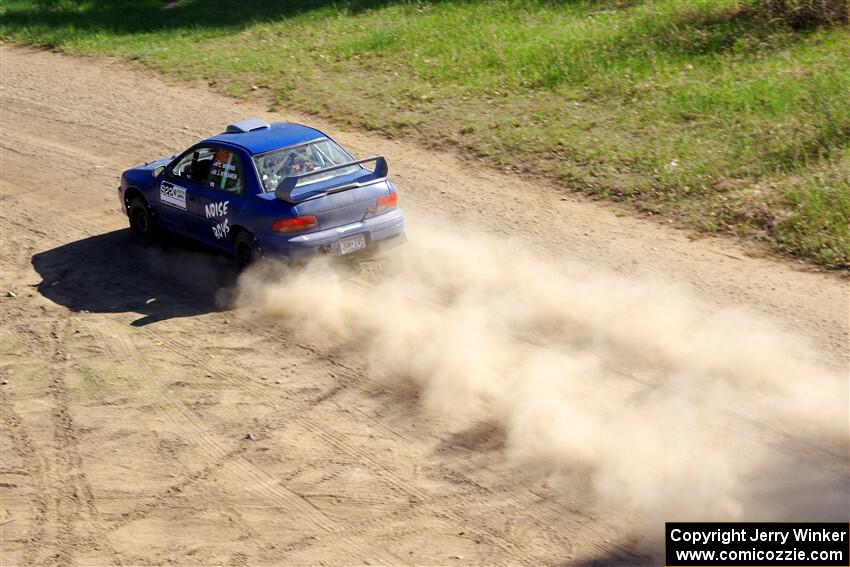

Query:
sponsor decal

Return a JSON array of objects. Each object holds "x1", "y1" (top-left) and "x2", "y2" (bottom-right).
[
  {"x1": 206, "y1": 200, "x2": 231, "y2": 239},
  {"x1": 211, "y1": 150, "x2": 240, "y2": 189},
  {"x1": 205, "y1": 200, "x2": 229, "y2": 219},
  {"x1": 214, "y1": 149, "x2": 232, "y2": 164},
  {"x1": 209, "y1": 170, "x2": 238, "y2": 181},
  {"x1": 212, "y1": 218, "x2": 230, "y2": 240},
  {"x1": 160, "y1": 181, "x2": 187, "y2": 210}
]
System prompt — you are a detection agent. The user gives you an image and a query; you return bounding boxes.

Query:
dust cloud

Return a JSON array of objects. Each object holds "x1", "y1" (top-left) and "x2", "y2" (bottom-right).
[{"x1": 235, "y1": 218, "x2": 849, "y2": 531}]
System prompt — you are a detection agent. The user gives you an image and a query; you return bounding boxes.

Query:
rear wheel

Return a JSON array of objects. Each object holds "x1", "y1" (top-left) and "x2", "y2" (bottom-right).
[
  {"x1": 234, "y1": 231, "x2": 260, "y2": 272},
  {"x1": 128, "y1": 197, "x2": 156, "y2": 246}
]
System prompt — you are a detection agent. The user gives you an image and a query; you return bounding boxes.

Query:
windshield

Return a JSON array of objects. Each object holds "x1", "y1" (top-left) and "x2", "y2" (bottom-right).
[{"x1": 253, "y1": 139, "x2": 361, "y2": 192}]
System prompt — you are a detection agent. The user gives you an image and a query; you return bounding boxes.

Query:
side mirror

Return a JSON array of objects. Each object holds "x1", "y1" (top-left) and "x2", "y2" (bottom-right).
[{"x1": 152, "y1": 165, "x2": 165, "y2": 178}]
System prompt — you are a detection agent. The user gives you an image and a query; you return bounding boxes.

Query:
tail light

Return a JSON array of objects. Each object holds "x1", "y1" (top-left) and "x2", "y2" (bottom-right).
[
  {"x1": 375, "y1": 192, "x2": 398, "y2": 212},
  {"x1": 272, "y1": 215, "x2": 318, "y2": 233}
]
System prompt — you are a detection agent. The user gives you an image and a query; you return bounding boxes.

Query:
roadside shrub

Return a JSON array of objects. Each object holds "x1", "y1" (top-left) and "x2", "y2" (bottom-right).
[{"x1": 756, "y1": 0, "x2": 850, "y2": 28}]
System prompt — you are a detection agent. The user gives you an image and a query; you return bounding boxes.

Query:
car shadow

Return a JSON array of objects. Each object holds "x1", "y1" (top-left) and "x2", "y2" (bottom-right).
[{"x1": 32, "y1": 229, "x2": 237, "y2": 326}]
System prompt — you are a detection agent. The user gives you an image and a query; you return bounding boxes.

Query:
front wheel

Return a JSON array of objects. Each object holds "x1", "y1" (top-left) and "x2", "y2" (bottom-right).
[
  {"x1": 234, "y1": 231, "x2": 260, "y2": 272},
  {"x1": 128, "y1": 197, "x2": 156, "y2": 246}
]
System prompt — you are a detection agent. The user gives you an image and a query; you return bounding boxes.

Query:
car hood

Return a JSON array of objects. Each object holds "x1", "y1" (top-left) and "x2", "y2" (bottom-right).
[
  {"x1": 131, "y1": 154, "x2": 175, "y2": 172},
  {"x1": 122, "y1": 155, "x2": 175, "y2": 186}
]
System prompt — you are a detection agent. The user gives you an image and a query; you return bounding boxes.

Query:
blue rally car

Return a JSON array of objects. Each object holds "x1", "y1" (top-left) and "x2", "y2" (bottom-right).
[{"x1": 118, "y1": 119, "x2": 404, "y2": 269}]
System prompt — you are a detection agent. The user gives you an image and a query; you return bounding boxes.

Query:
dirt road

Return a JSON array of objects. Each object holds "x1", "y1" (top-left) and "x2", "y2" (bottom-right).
[{"x1": 1, "y1": 45, "x2": 847, "y2": 566}]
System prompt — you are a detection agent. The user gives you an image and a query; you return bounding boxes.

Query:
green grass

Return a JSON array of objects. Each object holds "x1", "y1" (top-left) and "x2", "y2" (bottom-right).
[{"x1": 2, "y1": 0, "x2": 848, "y2": 267}]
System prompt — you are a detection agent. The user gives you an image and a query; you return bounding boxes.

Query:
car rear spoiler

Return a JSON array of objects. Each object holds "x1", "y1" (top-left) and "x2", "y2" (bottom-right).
[{"x1": 275, "y1": 155, "x2": 388, "y2": 204}]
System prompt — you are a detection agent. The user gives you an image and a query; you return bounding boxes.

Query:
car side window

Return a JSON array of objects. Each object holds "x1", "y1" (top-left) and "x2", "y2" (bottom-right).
[
  {"x1": 172, "y1": 147, "x2": 216, "y2": 184},
  {"x1": 208, "y1": 148, "x2": 244, "y2": 194}
]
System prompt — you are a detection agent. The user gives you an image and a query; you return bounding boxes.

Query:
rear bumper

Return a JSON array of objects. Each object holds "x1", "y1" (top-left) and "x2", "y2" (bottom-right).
[{"x1": 260, "y1": 208, "x2": 405, "y2": 260}]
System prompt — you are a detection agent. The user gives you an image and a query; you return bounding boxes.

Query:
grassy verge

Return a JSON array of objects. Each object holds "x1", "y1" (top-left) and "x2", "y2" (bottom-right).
[{"x1": 2, "y1": 0, "x2": 848, "y2": 267}]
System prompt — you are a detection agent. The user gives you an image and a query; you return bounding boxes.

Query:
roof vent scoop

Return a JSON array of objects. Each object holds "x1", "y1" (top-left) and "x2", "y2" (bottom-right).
[{"x1": 226, "y1": 119, "x2": 271, "y2": 133}]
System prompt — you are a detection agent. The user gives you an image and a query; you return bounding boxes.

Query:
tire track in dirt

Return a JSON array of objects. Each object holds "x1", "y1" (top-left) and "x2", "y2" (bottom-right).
[
  {"x1": 124, "y1": 319, "x2": 538, "y2": 562},
  {"x1": 0, "y1": 301, "x2": 122, "y2": 565},
  {"x1": 43, "y1": 316, "x2": 124, "y2": 566},
  {"x1": 0, "y1": 405, "x2": 49, "y2": 566},
  {"x1": 81, "y1": 315, "x2": 408, "y2": 565}
]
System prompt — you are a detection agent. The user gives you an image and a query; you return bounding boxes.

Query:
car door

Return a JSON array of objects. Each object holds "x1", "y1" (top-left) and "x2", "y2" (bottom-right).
[
  {"x1": 196, "y1": 145, "x2": 249, "y2": 250},
  {"x1": 157, "y1": 146, "x2": 216, "y2": 236}
]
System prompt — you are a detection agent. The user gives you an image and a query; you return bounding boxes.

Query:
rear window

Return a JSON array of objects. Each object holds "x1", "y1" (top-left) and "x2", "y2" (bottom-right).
[{"x1": 253, "y1": 139, "x2": 361, "y2": 192}]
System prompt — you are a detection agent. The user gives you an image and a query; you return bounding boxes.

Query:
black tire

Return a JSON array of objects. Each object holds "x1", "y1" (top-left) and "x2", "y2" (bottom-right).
[
  {"x1": 128, "y1": 197, "x2": 156, "y2": 246},
  {"x1": 234, "y1": 231, "x2": 260, "y2": 272}
]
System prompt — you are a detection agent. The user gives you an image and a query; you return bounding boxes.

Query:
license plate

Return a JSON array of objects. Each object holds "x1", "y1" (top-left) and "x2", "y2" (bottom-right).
[{"x1": 333, "y1": 234, "x2": 367, "y2": 255}]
